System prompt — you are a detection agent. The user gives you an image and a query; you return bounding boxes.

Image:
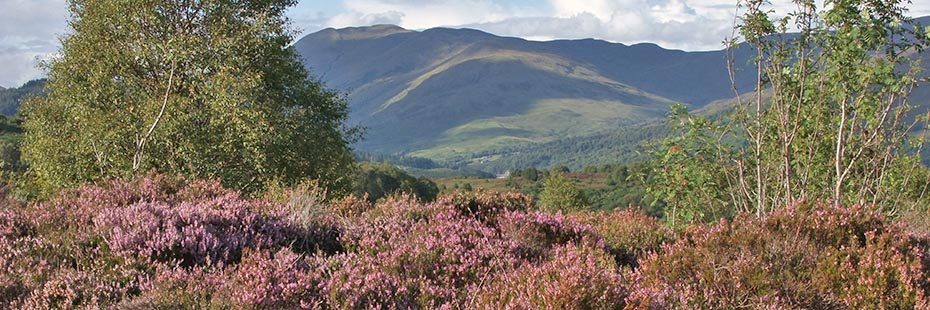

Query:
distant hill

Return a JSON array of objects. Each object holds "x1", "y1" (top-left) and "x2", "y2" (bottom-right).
[
  {"x1": 0, "y1": 79, "x2": 46, "y2": 116},
  {"x1": 294, "y1": 25, "x2": 758, "y2": 166},
  {"x1": 295, "y1": 21, "x2": 930, "y2": 173}
]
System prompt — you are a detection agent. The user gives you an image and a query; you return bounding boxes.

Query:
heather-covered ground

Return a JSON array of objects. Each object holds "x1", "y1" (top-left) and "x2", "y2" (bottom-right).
[{"x1": 1, "y1": 175, "x2": 929, "y2": 308}]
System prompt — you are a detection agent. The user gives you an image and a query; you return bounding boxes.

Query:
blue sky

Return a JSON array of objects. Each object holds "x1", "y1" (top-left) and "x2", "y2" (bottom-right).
[{"x1": 2, "y1": 0, "x2": 930, "y2": 87}]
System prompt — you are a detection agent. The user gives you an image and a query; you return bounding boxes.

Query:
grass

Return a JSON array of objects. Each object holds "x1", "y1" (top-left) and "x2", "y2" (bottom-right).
[{"x1": 411, "y1": 98, "x2": 671, "y2": 161}]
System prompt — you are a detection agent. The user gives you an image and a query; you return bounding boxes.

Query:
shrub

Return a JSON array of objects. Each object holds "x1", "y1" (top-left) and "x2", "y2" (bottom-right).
[
  {"x1": 1, "y1": 236, "x2": 143, "y2": 309},
  {"x1": 226, "y1": 249, "x2": 328, "y2": 309},
  {"x1": 352, "y1": 163, "x2": 440, "y2": 202},
  {"x1": 21, "y1": 174, "x2": 185, "y2": 236},
  {"x1": 9, "y1": 173, "x2": 930, "y2": 309},
  {"x1": 266, "y1": 182, "x2": 345, "y2": 255},
  {"x1": 329, "y1": 194, "x2": 374, "y2": 218},
  {"x1": 439, "y1": 190, "x2": 534, "y2": 224},
  {"x1": 628, "y1": 203, "x2": 930, "y2": 309},
  {"x1": 14, "y1": 264, "x2": 139, "y2": 309},
  {"x1": 474, "y1": 243, "x2": 628, "y2": 309},
  {"x1": 128, "y1": 250, "x2": 330, "y2": 309},
  {"x1": 328, "y1": 201, "x2": 517, "y2": 308},
  {"x1": 539, "y1": 173, "x2": 587, "y2": 212},
  {"x1": 900, "y1": 208, "x2": 930, "y2": 236},
  {"x1": 125, "y1": 264, "x2": 227, "y2": 308},
  {"x1": 496, "y1": 210, "x2": 602, "y2": 260},
  {"x1": 93, "y1": 192, "x2": 291, "y2": 266},
  {"x1": 358, "y1": 194, "x2": 448, "y2": 224},
  {"x1": 0, "y1": 204, "x2": 29, "y2": 239},
  {"x1": 576, "y1": 209, "x2": 674, "y2": 267},
  {"x1": 31, "y1": 175, "x2": 343, "y2": 266}
]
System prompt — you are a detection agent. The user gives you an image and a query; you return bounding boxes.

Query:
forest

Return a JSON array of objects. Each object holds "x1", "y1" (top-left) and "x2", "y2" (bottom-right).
[{"x1": 2, "y1": 0, "x2": 930, "y2": 308}]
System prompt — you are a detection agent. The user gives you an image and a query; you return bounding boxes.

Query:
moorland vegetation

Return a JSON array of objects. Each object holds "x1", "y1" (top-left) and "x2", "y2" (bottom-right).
[{"x1": 2, "y1": 0, "x2": 930, "y2": 308}]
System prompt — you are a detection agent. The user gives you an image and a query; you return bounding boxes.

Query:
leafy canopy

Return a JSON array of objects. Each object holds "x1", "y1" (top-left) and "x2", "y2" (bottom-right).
[
  {"x1": 351, "y1": 162, "x2": 439, "y2": 202},
  {"x1": 21, "y1": 0, "x2": 360, "y2": 195},
  {"x1": 642, "y1": 0, "x2": 930, "y2": 225},
  {"x1": 539, "y1": 172, "x2": 587, "y2": 212}
]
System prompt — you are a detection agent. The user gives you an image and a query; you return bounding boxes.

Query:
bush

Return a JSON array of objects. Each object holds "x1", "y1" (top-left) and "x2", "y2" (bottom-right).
[
  {"x1": 352, "y1": 163, "x2": 439, "y2": 202},
  {"x1": 474, "y1": 244, "x2": 628, "y2": 309},
  {"x1": 1, "y1": 175, "x2": 342, "y2": 307},
  {"x1": 0, "y1": 203, "x2": 28, "y2": 239},
  {"x1": 328, "y1": 199, "x2": 517, "y2": 308},
  {"x1": 0, "y1": 236, "x2": 143, "y2": 309},
  {"x1": 14, "y1": 264, "x2": 139, "y2": 309},
  {"x1": 576, "y1": 209, "x2": 674, "y2": 267},
  {"x1": 628, "y1": 203, "x2": 930, "y2": 309},
  {"x1": 266, "y1": 182, "x2": 345, "y2": 255},
  {"x1": 358, "y1": 194, "x2": 446, "y2": 224},
  {"x1": 93, "y1": 194, "x2": 291, "y2": 266},
  {"x1": 539, "y1": 172, "x2": 587, "y2": 212},
  {"x1": 226, "y1": 249, "x2": 328, "y2": 309},
  {"x1": 497, "y1": 210, "x2": 601, "y2": 260},
  {"x1": 125, "y1": 264, "x2": 227, "y2": 308},
  {"x1": 329, "y1": 194, "x2": 374, "y2": 218},
  {"x1": 439, "y1": 190, "x2": 534, "y2": 224}
]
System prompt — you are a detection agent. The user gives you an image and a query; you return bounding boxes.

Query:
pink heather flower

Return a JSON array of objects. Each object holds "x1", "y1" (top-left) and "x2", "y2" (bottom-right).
[{"x1": 93, "y1": 192, "x2": 292, "y2": 266}]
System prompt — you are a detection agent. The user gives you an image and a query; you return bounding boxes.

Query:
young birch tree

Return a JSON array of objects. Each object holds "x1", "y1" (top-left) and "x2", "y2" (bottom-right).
[
  {"x1": 643, "y1": 0, "x2": 930, "y2": 224},
  {"x1": 21, "y1": 0, "x2": 360, "y2": 195}
]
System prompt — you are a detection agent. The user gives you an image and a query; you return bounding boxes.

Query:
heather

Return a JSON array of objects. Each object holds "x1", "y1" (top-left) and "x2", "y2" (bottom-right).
[
  {"x1": 473, "y1": 243, "x2": 628, "y2": 309},
  {"x1": 328, "y1": 204, "x2": 517, "y2": 308},
  {"x1": 628, "y1": 203, "x2": 930, "y2": 308},
  {"x1": 3, "y1": 176, "x2": 930, "y2": 308}
]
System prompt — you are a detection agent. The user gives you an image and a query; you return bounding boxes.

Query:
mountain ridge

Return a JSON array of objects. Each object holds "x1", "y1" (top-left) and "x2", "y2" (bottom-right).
[{"x1": 294, "y1": 24, "x2": 758, "y2": 169}]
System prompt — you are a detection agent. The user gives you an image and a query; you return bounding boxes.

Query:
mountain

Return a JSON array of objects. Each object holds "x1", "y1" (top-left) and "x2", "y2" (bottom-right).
[
  {"x1": 295, "y1": 22, "x2": 930, "y2": 173},
  {"x1": 294, "y1": 26, "x2": 758, "y2": 167},
  {"x1": 0, "y1": 79, "x2": 46, "y2": 116}
]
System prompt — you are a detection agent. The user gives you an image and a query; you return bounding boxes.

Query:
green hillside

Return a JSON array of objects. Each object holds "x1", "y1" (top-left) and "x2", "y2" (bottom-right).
[
  {"x1": 294, "y1": 23, "x2": 930, "y2": 175},
  {"x1": 294, "y1": 26, "x2": 752, "y2": 169},
  {"x1": 0, "y1": 79, "x2": 45, "y2": 116}
]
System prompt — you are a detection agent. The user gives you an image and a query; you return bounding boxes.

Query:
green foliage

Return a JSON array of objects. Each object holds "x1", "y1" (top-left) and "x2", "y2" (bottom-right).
[
  {"x1": 585, "y1": 163, "x2": 662, "y2": 216},
  {"x1": 525, "y1": 168, "x2": 540, "y2": 182},
  {"x1": 352, "y1": 163, "x2": 439, "y2": 202},
  {"x1": 642, "y1": 0, "x2": 930, "y2": 223},
  {"x1": 539, "y1": 172, "x2": 587, "y2": 212},
  {"x1": 453, "y1": 163, "x2": 659, "y2": 216},
  {"x1": 0, "y1": 116, "x2": 25, "y2": 196},
  {"x1": 639, "y1": 105, "x2": 735, "y2": 226},
  {"x1": 21, "y1": 0, "x2": 359, "y2": 196},
  {"x1": 0, "y1": 116, "x2": 22, "y2": 171},
  {"x1": 357, "y1": 152, "x2": 494, "y2": 179},
  {"x1": 449, "y1": 122, "x2": 669, "y2": 174}
]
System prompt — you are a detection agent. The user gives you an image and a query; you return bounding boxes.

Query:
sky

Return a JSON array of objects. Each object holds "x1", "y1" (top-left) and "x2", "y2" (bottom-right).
[{"x1": 3, "y1": 0, "x2": 930, "y2": 88}]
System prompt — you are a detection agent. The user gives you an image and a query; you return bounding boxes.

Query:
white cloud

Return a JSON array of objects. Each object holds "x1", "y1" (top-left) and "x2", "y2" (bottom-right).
[
  {"x1": 313, "y1": 0, "x2": 763, "y2": 50},
  {"x1": 323, "y1": 0, "x2": 546, "y2": 29},
  {"x1": 465, "y1": 0, "x2": 735, "y2": 50},
  {"x1": 3, "y1": 0, "x2": 930, "y2": 87},
  {"x1": 0, "y1": 0, "x2": 68, "y2": 88},
  {"x1": 327, "y1": 10, "x2": 406, "y2": 28}
]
